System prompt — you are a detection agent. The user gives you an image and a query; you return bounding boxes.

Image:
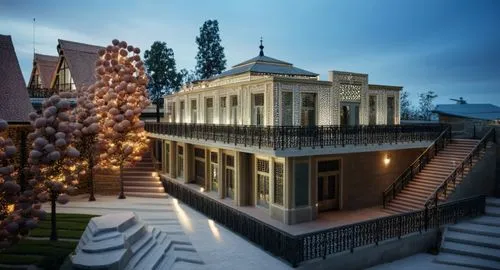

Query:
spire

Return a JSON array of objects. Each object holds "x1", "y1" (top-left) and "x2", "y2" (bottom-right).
[{"x1": 259, "y1": 37, "x2": 264, "y2": 56}]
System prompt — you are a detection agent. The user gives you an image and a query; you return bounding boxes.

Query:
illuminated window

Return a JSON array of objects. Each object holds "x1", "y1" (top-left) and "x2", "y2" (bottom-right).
[
  {"x1": 220, "y1": 97, "x2": 227, "y2": 124},
  {"x1": 252, "y1": 94, "x2": 265, "y2": 126},
  {"x1": 191, "y1": 100, "x2": 197, "y2": 123},
  {"x1": 206, "y1": 98, "x2": 214, "y2": 124},
  {"x1": 53, "y1": 58, "x2": 75, "y2": 92},
  {"x1": 256, "y1": 159, "x2": 270, "y2": 208},
  {"x1": 274, "y1": 162, "x2": 284, "y2": 206},
  {"x1": 281, "y1": 92, "x2": 293, "y2": 125}
]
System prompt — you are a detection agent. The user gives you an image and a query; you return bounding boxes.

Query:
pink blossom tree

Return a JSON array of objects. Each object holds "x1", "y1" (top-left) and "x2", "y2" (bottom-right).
[
  {"x1": 92, "y1": 39, "x2": 150, "y2": 199},
  {"x1": 0, "y1": 120, "x2": 42, "y2": 246},
  {"x1": 73, "y1": 86, "x2": 100, "y2": 201},
  {"x1": 28, "y1": 95, "x2": 80, "y2": 240}
]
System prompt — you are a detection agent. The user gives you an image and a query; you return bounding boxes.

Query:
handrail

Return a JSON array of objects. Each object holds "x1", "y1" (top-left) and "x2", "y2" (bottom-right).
[
  {"x1": 425, "y1": 127, "x2": 496, "y2": 208},
  {"x1": 145, "y1": 122, "x2": 447, "y2": 151},
  {"x1": 382, "y1": 125, "x2": 451, "y2": 208}
]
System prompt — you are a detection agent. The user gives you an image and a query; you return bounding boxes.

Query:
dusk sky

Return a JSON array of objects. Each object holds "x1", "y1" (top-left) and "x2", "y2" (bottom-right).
[{"x1": 1, "y1": 0, "x2": 499, "y2": 106}]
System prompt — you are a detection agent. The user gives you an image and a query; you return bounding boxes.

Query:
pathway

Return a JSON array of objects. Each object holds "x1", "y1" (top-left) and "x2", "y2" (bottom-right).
[{"x1": 51, "y1": 194, "x2": 291, "y2": 270}]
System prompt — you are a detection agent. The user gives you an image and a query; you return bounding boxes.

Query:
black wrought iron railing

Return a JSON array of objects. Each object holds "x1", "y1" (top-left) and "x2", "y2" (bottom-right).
[
  {"x1": 27, "y1": 88, "x2": 57, "y2": 98},
  {"x1": 382, "y1": 126, "x2": 452, "y2": 208},
  {"x1": 425, "y1": 128, "x2": 496, "y2": 209},
  {"x1": 162, "y1": 178, "x2": 485, "y2": 267},
  {"x1": 146, "y1": 123, "x2": 447, "y2": 150}
]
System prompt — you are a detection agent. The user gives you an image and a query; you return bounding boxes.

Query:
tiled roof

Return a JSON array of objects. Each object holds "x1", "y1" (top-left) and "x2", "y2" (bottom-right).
[
  {"x1": 0, "y1": 35, "x2": 34, "y2": 122},
  {"x1": 34, "y1": 53, "x2": 58, "y2": 88},
  {"x1": 57, "y1": 39, "x2": 104, "y2": 89},
  {"x1": 209, "y1": 54, "x2": 318, "y2": 80},
  {"x1": 433, "y1": 104, "x2": 500, "y2": 121}
]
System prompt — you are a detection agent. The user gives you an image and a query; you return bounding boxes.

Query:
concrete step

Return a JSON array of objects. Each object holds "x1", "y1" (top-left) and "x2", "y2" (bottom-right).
[
  {"x1": 485, "y1": 206, "x2": 500, "y2": 217},
  {"x1": 419, "y1": 170, "x2": 450, "y2": 177},
  {"x1": 394, "y1": 196, "x2": 425, "y2": 208},
  {"x1": 413, "y1": 177, "x2": 444, "y2": 186},
  {"x1": 125, "y1": 192, "x2": 168, "y2": 199},
  {"x1": 448, "y1": 222, "x2": 500, "y2": 238},
  {"x1": 400, "y1": 189, "x2": 429, "y2": 199},
  {"x1": 393, "y1": 199, "x2": 423, "y2": 210},
  {"x1": 470, "y1": 216, "x2": 500, "y2": 227},
  {"x1": 441, "y1": 241, "x2": 500, "y2": 262},
  {"x1": 123, "y1": 181, "x2": 163, "y2": 187},
  {"x1": 444, "y1": 230, "x2": 500, "y2": 249},
  {"x1": 121, "y1": 171, "x2": 155, "y2": 176},
  {"x1": 121, "y1": 175, "x2": 159, "y2": 181},
  {"x1": 124, "y1": 186, "x2": 165, "y2": 193},
  {"x1": 421, "y1": 165, "x2": 453, "y2": 173},
  {"x1": 408, "y1": 181, "x2": 439, "y2": 189},
  {"x1": 435, "y1": 252, "x2": 500, "y2": 270},
  {"x1": 386, "y1": 203, "x2": 419, "y2": 214},
  {"x1": 405, "y1": 185, "x2": 435, "y2": 194},
  {"x1": 396, "y1": 192, "x2": 429, "y2": 202},
  {"x1": 487, "y1": 198, "x2": 500, "y2": 208}
]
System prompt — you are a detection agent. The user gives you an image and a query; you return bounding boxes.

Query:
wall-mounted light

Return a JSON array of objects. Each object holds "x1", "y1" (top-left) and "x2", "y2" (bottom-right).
[
  {"x1": 151, "y1": 172, "x2": 158, "y2": 177},
  {"x1": 200, "y1": 187, "x2": 205, "y2": 192},
  {"x1": 384, "y1": 154, "x2": 391, "y2": 166}
]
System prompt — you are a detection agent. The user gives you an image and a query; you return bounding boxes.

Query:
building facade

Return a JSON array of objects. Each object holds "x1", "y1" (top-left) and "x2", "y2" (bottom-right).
[{"x1": 150, "y1": 44, "x2": 439, "y2": 225}]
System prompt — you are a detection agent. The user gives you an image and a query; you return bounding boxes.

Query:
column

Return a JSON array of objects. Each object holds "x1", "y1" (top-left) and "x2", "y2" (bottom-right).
[
  {"x1": 184, "y1": 143, "x2": 192, "y2": 184},
  {"x1": 218, "y1": 149, "x2": 224, "y2": 199},
  {"x1": 169, "y1": 141, "x2": 177, "y2": 179}
]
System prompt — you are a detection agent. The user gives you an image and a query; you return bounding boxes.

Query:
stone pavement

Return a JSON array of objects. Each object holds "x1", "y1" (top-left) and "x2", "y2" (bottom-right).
[
  {"x1": 366, "y1": 253, "x2": 477, "y2": 270},
  {"x1": 52, "y1": 194, "x2": 291, "y2": 270}
]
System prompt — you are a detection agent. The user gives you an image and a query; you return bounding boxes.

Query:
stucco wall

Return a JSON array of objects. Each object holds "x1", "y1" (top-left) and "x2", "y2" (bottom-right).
[
  {"x1": 338, "y1": 148, "x2": 425, "y2": 210},
  {"x1": 447, "y1": 145, "x2": 497, "y2": 201}
]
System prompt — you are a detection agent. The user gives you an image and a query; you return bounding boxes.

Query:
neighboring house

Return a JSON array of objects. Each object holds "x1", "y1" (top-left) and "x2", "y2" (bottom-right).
[
  {"x1": 26, "y1": 39, "x2": 161, "y2": 119},
  {"x1": 148, "y1": 43, "x2": 444, "y2": 225},
  {"x1": 0, "y1": 34, "x2": 34, "y2": 123},
  {"x1": 433, "y1": 103, "x2": 500, "y2": 137}
]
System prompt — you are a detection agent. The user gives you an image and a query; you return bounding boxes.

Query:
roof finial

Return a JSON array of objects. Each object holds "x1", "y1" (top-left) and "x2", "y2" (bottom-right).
[{"x1": 259, "y1": 37, "x2": 264, "y2": 56}]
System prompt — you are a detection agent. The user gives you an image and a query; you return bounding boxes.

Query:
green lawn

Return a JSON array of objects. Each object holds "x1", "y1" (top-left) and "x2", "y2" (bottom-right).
[{"x1": 0, "y1": 213, "x2": 98, "y2": 270}]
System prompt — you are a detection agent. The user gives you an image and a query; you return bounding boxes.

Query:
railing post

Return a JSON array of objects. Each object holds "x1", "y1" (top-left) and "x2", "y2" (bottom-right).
[
  {"x1": 398, "y1": 215, "x2": 402, "y2": 239},
  {"x1": 424, "y1": 205, "x2": 428, "y2": 231}
]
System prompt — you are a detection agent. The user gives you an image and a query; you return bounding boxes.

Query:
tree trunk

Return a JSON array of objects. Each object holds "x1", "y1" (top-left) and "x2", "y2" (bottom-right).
[
  {"x1": 118, "y1": 162, "x2": 125, "y2": 199},
  {"x1": 88, "y1": 154, "x2": 96, "y2": 201},
  {"x1": 156, "y1": 102, "x2": 160, "y2": 123},
  {"x1": 50, "y1": 191, "x2": 58, "y2": 241}
]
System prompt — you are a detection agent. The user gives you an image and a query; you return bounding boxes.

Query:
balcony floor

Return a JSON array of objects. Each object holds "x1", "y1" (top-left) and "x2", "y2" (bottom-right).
[{"x1": 165, "y1": 176, "x2": 390, "y2": 236}]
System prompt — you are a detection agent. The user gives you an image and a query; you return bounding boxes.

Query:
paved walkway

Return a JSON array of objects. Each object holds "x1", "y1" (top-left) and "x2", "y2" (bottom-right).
[
  {"x1": 51, "y1": 194, "x2": 291, "y2": 270},
  {"x1": 366, "y1": 253, "x2": 477, "y2": 270}
]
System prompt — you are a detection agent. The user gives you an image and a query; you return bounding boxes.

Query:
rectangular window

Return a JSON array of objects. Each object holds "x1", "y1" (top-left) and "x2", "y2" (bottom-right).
[
  {"x1": 282, "y1": 92, "x2": 293, "y2": 125},
  {"x1": 54, "y1": 59, "x2": 76, "y2": 92},
  {"x1": 230, "y1": 95, "x2": 238, "y2": 125},
  {"x1": 210, "y1": 152, "x2": 218, "y2": 192},
  {"x1": 206, "y1": 98, "x2": 214, "y2": 124},
  {"x1": 387, "y1": 96, "x2": 395, "y2": 125},
  {"x1": 177, "y1": 146, "x2": 184, "y2": 178},
  {"x1": 294, "y1": 161, "x2": 309, "y2": 207},
  {"x1": 220, "y1": 97, "x2": 227, "y2": 124},
  {"x1": 180, "y1": 101, "x2": 185, "y2": 123},
  {"x1": 274, "y1": 162, "x2": 284, "y2": 206},
  {"x1": 225, "y1": 155, "x2": 235, "y2": 199},
  {"x1": 256, "y1": 159, "x2": 270, "y2": 208},
  {"x1": 301, "y1": 93, "x2": 316, "y2": 126},
  {"x1": 191, "y1": 100, "x2": 197, "y2": 123},
  {"x1": 340, "y1": 102, "x2": 360, "y2": 126},
  {"x1": 252, "y1": 93, "x2": 265, "y2": 126},
  {"x1": 369, "y1": 95, "x2": 377, "y2": 125},
  {"x1": 194, "y1": 148, "x2": 205, "y2": 186},
  {"x1": 163, "y1": 142, "x2": 170, "y2": 174}
]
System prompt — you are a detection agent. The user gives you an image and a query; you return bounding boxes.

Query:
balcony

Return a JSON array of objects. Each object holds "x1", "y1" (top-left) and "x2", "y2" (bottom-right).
[
  {"x1": 145, "y1": 123, "x2": 447, "y2": 151},
  {"x1": 27, "y1": 88, "x2": 57, "y2": 98}
]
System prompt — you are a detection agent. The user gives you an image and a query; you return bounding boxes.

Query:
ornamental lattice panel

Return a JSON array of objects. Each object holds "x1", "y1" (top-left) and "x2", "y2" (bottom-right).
[{"x1": 340, "y1": 84, "x2": 362, "y2": 102}]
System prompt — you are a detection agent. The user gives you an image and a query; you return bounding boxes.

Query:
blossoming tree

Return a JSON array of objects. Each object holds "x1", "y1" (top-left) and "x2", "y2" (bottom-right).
[
  {"x1": 28, "y1": 95, "x2": 80, "y2": 240},
  {"x1": 92, "y1": 39, "x2": 150, "y2": 199},
  {"x1": 0, "y1": 120, "x2": 41, "y2": 245}
]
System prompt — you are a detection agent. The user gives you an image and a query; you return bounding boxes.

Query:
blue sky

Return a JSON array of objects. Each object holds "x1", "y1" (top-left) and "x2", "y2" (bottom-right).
[{"x1": 1, "y1": 0, "x2": 499, "y2": 106}]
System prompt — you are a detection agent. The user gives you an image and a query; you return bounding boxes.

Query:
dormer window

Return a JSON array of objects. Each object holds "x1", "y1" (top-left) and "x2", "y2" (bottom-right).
[{"x1": 53, "y1": 58, "x2": 75, "y2": 91}]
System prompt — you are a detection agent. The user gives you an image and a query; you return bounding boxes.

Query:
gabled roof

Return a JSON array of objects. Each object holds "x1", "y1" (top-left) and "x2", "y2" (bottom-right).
[
  {"x1": 209, "y1": 46, "x2": 318, "y2": 80},
  {"x1": 0, "y1": 35, "x2": 34, "y2": 122},
  {"x1": 54, "y1": 39, "x2": 104, "y2": 89},
  {"x1": 433, "y1": 104, "x2": 500, "y2": 121},
  {"x1": 32, "y1": 53, "x2": 59, "y2": 88}
]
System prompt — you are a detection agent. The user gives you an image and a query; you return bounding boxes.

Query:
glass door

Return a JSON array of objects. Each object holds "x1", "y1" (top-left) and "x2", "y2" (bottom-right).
[{"x1": 317, "y1": 174, "x2": 339, "y2": 211}]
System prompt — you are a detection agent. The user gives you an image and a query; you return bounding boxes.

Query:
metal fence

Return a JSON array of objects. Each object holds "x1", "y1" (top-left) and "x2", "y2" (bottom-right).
[
  {"x1": 146, "y1": 123, "x2": 447, "y2": 150},
  {"x1": 162, "y1": 178, "x2": 485, "y2": 267}
]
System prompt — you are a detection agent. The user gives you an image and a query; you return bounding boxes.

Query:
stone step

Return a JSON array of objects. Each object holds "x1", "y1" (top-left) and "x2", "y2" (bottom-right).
[
  {"x1": 435, "y1": 252, "x2": 500, "y2": 270},
  {"x1": 448, "y1": 222, "x2": 500, "y2": 238},
  {"x1": 421, "y1": 165, "x2": 453, "y2": 173},
  {"x1": 123, "y1": 222, "x2": 147, "y2": 246},
  {"x1": 123, "y1": 181, "x2": 163, "y2": 187},
  {"x1": 441, "y1": 241, "x2": 500, "y2": 262},
  {"x1": 399, "y1": 189, "x2": 429, "y2": 199},
  {"x1": 121, "y1": 175, "x2": 159, "y2": 181},
  {"x1": 470, "y1": 216, "x2": 500, "y2": 227},
  {"x1": 122, "y1": 171, "x2": 155, "y2": 176},
  {"x1": 405, "y1": 185, "x2": 435, "y2": 195},
  {"x1": 413, "y1": 177, "x2": 443, "y2": 186},
  {"x1": 487, "y1": 198, "x2": 500, "y2": 208},
  {"x1": 407, "y1": 181, "x2": 439, "y2": 190},
  {"x1": 123, "y1": 167, "x2": 155, "y2": 172},
  {"x1": 393, "y1": 196, "x2": 425, "y2": 207},
  {"x1": 396, "y1": 192, "x2": 428, "y2": 202},
  {"x1": 485, "y1": 206, "x2": 500, "y2": 217},
  {"x1": 133, "y1": 233, "x2": 170, "y2": 270},
  {"x1": 125, "y1": 232, "x2": 158, "y2": 270},
  {"x1": 386, "y1": 203, "x2": 419, "y2": 214},
  {"x1": 126, "y1": 192, "x2": 168, "y2": 199},
  {"x1": 419, "y1": 170, "x2": 450, "y2": 177},
  {"x1": 124, "y1": 186, "x2": 165, "y2": 193},
  {"x1": 444, "y1": 230, "x2": 500, "y2": 249},
  {"x1": 392, "y1": 199, "x2": 423, "y2": 210}
]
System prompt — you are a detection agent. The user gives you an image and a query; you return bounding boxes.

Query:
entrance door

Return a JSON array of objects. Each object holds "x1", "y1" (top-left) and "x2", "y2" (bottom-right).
[
  {"x1": 317, "y1": 174, "x2": 339, "y2": 211},
  {"x1": 195, "y1": 160, "x2": 205, "y2": 186}
]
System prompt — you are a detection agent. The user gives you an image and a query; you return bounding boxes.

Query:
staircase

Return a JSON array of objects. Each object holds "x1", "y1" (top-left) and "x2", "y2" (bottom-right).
[
  {"x1": 435, "y1": 197, "x2": 500, "y2": 269},
  {"x1": 384, "y1": 139, "x2": 480, "y2": 214},
  {"x1": 122, "y1": 152, "x2": 166, "y2": 198}
]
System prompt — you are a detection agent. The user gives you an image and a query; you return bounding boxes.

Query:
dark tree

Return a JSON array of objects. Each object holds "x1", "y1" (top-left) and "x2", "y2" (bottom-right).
[
  {"x1": 400, "y1": 90, "x2": 413, "y2": 120},
  {"x1": 179, "y1": 69, "x2": 198, "y2": 86},
  {"x1": 144, "y1": 41, "x2": 183, "y2": 122},
  {"x1": 195, "y1": 20, "x2": 226, "y2": 79},
  {"x1": 417, "y1": 90, "x2": 438, "y2": 120}
]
